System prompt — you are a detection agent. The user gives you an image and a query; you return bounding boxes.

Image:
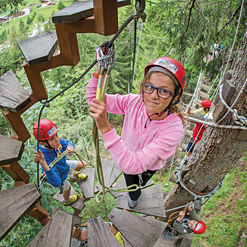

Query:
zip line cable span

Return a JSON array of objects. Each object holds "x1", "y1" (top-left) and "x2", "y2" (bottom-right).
[{"x1": 35, "y1": 0, "x2": 146, "y2": 197}]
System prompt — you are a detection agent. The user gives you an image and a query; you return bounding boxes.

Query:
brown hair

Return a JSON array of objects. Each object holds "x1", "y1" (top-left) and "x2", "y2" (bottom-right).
[{"x1": 139, "y1": 72, "x2": 185, "y2": 125}]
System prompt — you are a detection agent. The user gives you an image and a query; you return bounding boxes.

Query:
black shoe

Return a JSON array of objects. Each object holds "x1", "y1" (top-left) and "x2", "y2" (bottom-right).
[{"x1": 128, "y1": 197, "x2": 138, "y2": 209}]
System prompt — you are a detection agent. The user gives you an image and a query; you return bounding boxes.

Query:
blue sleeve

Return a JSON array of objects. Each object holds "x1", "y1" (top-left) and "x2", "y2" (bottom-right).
[
  {"x1": 60, "y1": 138, "x2": 75, "y2": 149},
  {"x1": 45, "y1": 167, "x2": 62, "y2": 187}
]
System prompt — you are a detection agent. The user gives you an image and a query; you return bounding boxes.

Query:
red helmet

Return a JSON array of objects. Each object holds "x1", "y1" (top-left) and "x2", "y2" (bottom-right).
[
  {"x1": 144, "y1": 57, "x2": 186, "y2": 95},
  {"x1": 202, "y1": 99, "x2": 211, "y2": 108},
  {"x1": 193, "y1": 220, "x2": 206, "y2": 234},
  {"x1": 33, "y1": 119, "x2": 58, "y2": 141}
]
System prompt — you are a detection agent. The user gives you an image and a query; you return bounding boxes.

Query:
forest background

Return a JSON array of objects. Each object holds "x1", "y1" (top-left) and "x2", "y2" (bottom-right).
[{"x1": 0, "y1": 0, "x2": 246, "y2": 246}]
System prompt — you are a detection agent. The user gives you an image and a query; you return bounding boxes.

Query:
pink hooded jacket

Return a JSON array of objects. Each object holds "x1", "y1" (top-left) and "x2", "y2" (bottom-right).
[{"x1": 86, "y1": 75, "x2": 184, "y2": 174}]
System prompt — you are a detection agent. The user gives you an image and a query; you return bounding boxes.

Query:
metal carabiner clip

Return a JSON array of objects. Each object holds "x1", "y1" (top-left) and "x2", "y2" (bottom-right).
[{"x1": 96, "y1": 41, "x2": 115, "y2": 70}]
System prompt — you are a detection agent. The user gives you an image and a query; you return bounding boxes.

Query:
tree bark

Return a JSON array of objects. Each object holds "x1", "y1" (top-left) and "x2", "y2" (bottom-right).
[{"x1": 164, "y1": 30, "x2": 247, "y2": 218}]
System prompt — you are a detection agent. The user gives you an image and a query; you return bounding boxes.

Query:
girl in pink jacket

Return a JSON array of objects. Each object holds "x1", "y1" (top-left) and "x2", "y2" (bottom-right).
[{"x1": 86, "y1": 57, "x2": 186, "y2": 208}]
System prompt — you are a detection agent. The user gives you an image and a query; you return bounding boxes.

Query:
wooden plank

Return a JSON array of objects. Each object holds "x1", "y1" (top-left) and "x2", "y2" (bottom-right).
[
  {"x1": 28, "y1": 203, "x2": 50, "y2": 225},
  {"x1": 1, "y1": 161, "x2": 30, "y2": 183},
  {"x1": 0, "y1": 70, "x2": 31, "y2": 112},
  {"x1": 154, "y1": 237, "x2": 177, "y2": 247},
  {"x1": 97, "y1": 159, "x2": 122, "y2": 191},
  {"x1": 77, "y1": 167, "x2": 95, "y2": 199},
  {"x1": 18, "y1": 31, "x2": 58, "y2": 67},
  {"x1": 52, "y1": 185, "x2": 85, "y2": 211},
  {"x1": 110, "y1": 175, "x2": 154, "y2": 198},
  {"x1": 27, "y1": 210, "x2": 73, "y2": 247},
  {"x1": 52, "y1": 0, "x2": 130, "y2": 24},
  {"x1": 213, "y1": 79, "x2": 235, "y2": 123},
  {"x1": 200, "y1": 83, "x2": 210, "y2": 92},
  {"x1": 0, "y1": 135, "x2": 24, "y2": 165},
  {"x1": 0, "y1": 183, "x2": 41, "y2": 240},
  {"x1": 198, "y1": 91, "x2": 209, "y2": 99},
  {"x1": 87, "y1": 216, "x2": 122, "y2": 247},
  {"x1": 108, "y1": 208, "x2": 166, "y2": 247},
  {"x1": 178, "y1": 234, "x2": 193, "y2": 247},
  {"x1": 117, "y1": 184, "x2": 166, "y2": 217}
]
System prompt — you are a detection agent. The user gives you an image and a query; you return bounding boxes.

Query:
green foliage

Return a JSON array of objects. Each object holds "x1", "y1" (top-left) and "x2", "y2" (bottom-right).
[{"x1": 57, "y1": 1, "x2": 65, "y2": 11}]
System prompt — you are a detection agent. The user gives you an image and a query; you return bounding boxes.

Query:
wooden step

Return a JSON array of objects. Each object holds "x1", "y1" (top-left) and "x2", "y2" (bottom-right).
[
  {"x1": 17, "y1": 30, "x2": 58, "y2": 67},
  {"x1": 108, "y1": 208, "x2": 166, "y2": 247},
  {"x1": 97, "y1": 159, "x2": 122, "y2": 191},
  {"x1": 0, "y1": 135, "x2": 24, "y2": 165},
  {"x1": 27, "y1": 210, "x2": 73, "y2": 247},
  {"x1": 197, "y1": 99, "x2": 202, "y2": 106},
  {"x1": 77, "y1": 167, "x2": 95, "y2": 199},
  {"x1": 198, "y1": 90, "x2": 209, "y2": 99},
  {"x1": 0, "y1": 70, "x2": 31, "y2": 112},
  {"x1": 200, "y1": 83, "x2": 210, "y2": 92},
  {"x1": 52, "y1": 185, "x2": 85, "y2": 211},
  {"x1": 117, "y1": 184, "x2": 166, "y2": 217},
  {"x1": 110, "y1": 175, "x2": 154, "y2": 198},
  {"x1": 87, "y1": 216, "x2": 122, "y2": 247},
  {"x1": 52, "y1": 0, "x2": 130, "y2": 23},
  {"x1": 0, "y1": 183, "x2": 41, "y2": 241}
]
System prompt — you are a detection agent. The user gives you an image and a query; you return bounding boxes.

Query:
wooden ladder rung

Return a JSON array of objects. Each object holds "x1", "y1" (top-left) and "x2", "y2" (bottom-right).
[
  {"x1": 97, "y1": 159, "x2": 122, "y2": 191},
  {"x1": 117, "y1": 184, "x2": 166, "y2": 217},
  {"x1": 87, "y1": 216, "x2": 122, "y2": 246},
  {"x1": 108, "y1": 208, "x2": 166, "y2": 247},
  {"x1": 17, "y1": 30, "x2": 58, "y2": 67},
  {"x1": 0, "y1": 183, "x2": 41, "y2": 241},
  {"x1": 201, "y1": 83, "x2": 211, "y2": 92},
  {"x1": 27, "y1": 210, "x2": 73, "y2": 247},
  {"x1": 198, "y1": 91, "x2": 210, "y2": 99},
  {"x1": 0, "y1": 135, "x2": 24, "y2": 165},
  {"x1": 0, "y1": 70, "x2": 31, "y2": 112}
]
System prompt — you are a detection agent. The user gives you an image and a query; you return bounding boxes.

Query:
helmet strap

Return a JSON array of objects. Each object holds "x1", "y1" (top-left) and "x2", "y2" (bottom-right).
[{"x1": 45, "y1": 140, "x2": 55, "y2": 150}]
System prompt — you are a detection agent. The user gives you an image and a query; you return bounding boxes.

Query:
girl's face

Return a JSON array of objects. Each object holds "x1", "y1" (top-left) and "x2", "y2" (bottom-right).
[
  {"x1": 47, "y1": 133, "x2": 60, "y2": 149},
  {"x1": 143, "y1": 72, "x2": 177, "y2": 119}
]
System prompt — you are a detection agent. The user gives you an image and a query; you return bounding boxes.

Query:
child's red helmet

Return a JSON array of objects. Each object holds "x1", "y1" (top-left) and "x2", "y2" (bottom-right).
[
  {"x1": 202, "y1": 99, "x2": 212, "y2": 108},
  {"x1": 33, "y1": 119, "x2": 58, "y2": 141},
  {"x1": 144, "y1": 57, "x2": 186, "y2": 96},
  {"x1": 193, "y1": 220, "x2": 206, "y2": 234}
]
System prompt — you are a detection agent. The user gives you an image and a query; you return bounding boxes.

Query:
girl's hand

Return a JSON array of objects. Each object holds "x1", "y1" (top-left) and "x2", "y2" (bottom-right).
[
  {"x1": 177, "y1": 210, "x2": 186, "y2": 221},
  {"x1": 188, "y1": 201, "x2": 194, "y2": 211},
  {"x1": 67, "y1": 146, "x2": 75, "y2": 153},
  {"x1": 89, "y1": 98, "x2": 112, "y2": 134}
]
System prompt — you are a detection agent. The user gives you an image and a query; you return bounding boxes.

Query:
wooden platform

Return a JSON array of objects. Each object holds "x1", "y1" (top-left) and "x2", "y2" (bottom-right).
[
  {"x1": 87, "y1": 216, "x2": 122, "y2": 247},
  {"x1": 0, "y1": 70, "x2": 31, "y2": 112},
  {"x1": 117, "y1": 184, "x2": 166, "y2": 217},
  {"x1": 97, "y1": 159, "x2": 122, "y2": 191},
  {"x1": 110, "y1": 175, "x2": 154, "y2": 198},
  {"x1": 77, "y1": 167, "x2": 95, "y2": 199},
  {"x1": 108, "y1": 208, "x2": 166, "y2": 247},
  {"x1": 52, "y1": 185, "x2": 85, "y2": 211},
  {"x1": 17, "y1": 30, "x2": 58, "y2": 67},
  {"x1": 0, "y1": 135, "x2": 24, "y2": 165},
  {"x1": 27, "y1": 210, "x2": 73, "y2": 247},
  {"x1": 52, "y1": 0, "x2": 131, "y2": 23},
  {"x1": 0, "y1": 183, "x2": 41, "y2": 241}
]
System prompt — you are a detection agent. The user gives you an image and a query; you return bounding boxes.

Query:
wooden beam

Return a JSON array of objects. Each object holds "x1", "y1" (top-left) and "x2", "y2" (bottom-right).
[
  {"x1": 0, "y1": 183, "x2": 41, "y2": 241},
  {"x1": 28, "y1": 203, "x2": 50, "y2": 225},
  {"x1": 27, "y1": 210, "x2": 73, "y2": 247},
  {"x1": 0, "y1": 135, "x2": 24, "y2": 165},
  {"x1": 2, "y1": 111, "x2": 30, "y2": 143},
  {"x1": 108, "y1": 208, "x2": 166, "y2": 247},
  {"x1": 87, "y1": 216, "x2": 122, "y2": 246},
  {"x1": 1, "y1": 161, "x2": 30, "y2": 183}
]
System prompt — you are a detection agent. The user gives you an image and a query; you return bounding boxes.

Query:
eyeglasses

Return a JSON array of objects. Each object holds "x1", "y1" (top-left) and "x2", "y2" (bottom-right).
[{"x1": 143, "y1": 83, "x2": 174, "y2": 99}]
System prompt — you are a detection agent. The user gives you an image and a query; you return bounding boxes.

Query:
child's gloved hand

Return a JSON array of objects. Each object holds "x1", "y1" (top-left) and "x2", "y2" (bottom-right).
[
  {"x1": 188, "y1": 201, "x2": 195, "y2": 211},
  {"x1": 67, "y1": 146, "x2": 75, "y2": 153}
]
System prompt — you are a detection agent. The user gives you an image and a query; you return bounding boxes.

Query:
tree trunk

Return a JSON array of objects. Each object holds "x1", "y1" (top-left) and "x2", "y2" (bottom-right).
[{"x1": 164, "y1": 30, "x2": 247, "y2": 218}]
